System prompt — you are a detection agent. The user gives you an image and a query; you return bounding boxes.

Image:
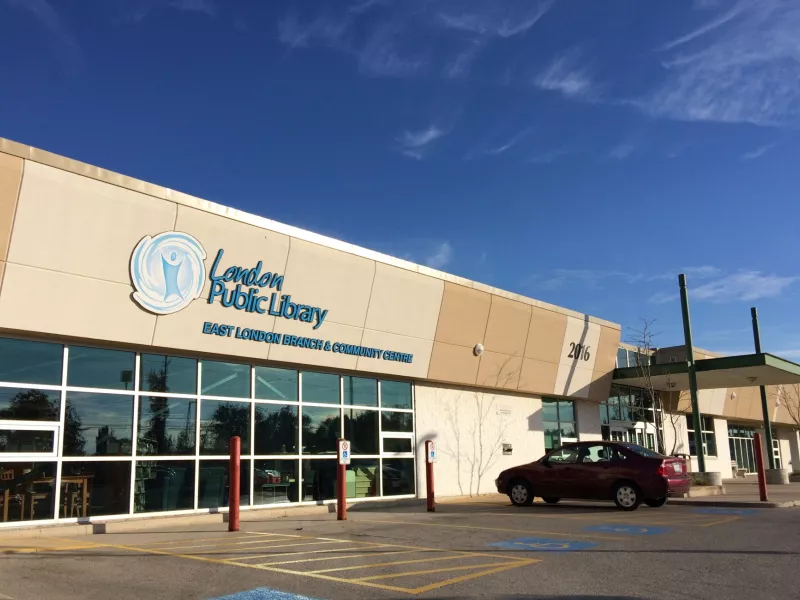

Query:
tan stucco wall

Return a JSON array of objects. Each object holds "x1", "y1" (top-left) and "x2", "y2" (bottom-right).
[{"x1": 0, "y1": 142, "x2": 621, "y2": 400}]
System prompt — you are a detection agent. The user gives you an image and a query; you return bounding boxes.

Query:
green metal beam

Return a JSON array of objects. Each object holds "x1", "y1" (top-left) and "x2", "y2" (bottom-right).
[
  {"x1": 679, "y1": 274, "x2": 705, "y2": 473},
  {"x1": 752, "y1": 307, "x2": 776, "y2": 470}
]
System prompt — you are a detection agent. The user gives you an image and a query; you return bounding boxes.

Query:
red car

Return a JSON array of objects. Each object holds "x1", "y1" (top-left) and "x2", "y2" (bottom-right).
[{"x1": 495, "y1": 441, "x2": 691, "y2": 510}]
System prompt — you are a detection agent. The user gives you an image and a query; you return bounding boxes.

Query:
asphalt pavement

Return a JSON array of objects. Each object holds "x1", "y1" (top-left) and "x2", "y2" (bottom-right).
[{"x1": 2, "y1": 497, "x2": 799, "y2": 600}]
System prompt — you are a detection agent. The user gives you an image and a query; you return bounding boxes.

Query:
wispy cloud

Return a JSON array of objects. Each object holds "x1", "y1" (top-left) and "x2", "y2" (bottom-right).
[
  {"x1": 531, "y1": 265, "x2": 723, "y2": 294},
  {"x1": 650, "y1": 271, "x2": 799, "y2": 304},
  {"x1": 395, "y1": 124, "x2": 449, "y2": 159},
  {"x1": 125, "y1": 0, "x2": 217, "y2": 22},
  {"x1": 437, "y1": 0, "x2": 553, "y2": 39},
  {"x1": 740, "y1": 143, "x2": 776, "y2": 160},
  {"x1": 444, "y1": 40, "x2": 484, "y2": 79},
  {"x1": 534, "y1": 52, "x2": 594, "y2": 100},
  {"x1": 357, "y1": 22, "x2": 427, "y2": 77},
  {"x1": 168, "y1": 0, "x2": 216, "y2": 17},
  {"x1": 485, "y1": 127, "x2": 536, "y2": 156},
  {"x1": 425, "y1": 242, "x2": 454, "y2": 269},
  {"x1": 608, "y1": 142, "x2": 635, "y2": 161},
  {"x1": 7, "y1": 0, "x2": 83, "y2": 69},
  {"x1": 277, "y1": 14, "x2": 349, "y2": 50},
  {"x1": 528, "y1": 148, "x2": 567, "y2": 164},
  {"x1": 641, "y1": 1, "x2": 800, "y2": 127}
]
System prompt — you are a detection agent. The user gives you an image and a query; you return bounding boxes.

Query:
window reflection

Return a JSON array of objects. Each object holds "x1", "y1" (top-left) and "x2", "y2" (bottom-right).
[
  {"x1": 68, "y1": 347, "x2": 135, "y2": 390},
  {"x1": 344, "y1": 409, "x2": 378, "y2": 455},
  {"x1": 255, "y1": 367, "x2": 298, "y2": 402},
  {"x1": 254, "y1": 404, "x2": 298, "y2": 455},
  {"x1": 0, "y1": 338, "x2": 62, "y2": 385},
  {"x1": 381, "y1": 412, "x2": 413, "y2": 433},
  {"x1": 347, "y1": 459, "x2": 378, "y2": 498},
  {"x1": 383, "y1": 438, "x2": 412, "y2": 453},
  {"x1": 0, "y1": 429, "x2": 55, "y2": 453},
  {"x1": 0, "y1": 387, "x2": 60, "y2": 422},
  {"x1": 134, "y1": 460, "x2": 195, "y2": 513},
  {"x1": 254, "y1": 459, "x2": 298, "y2": 504},
  {"x1": 0, "y1": 462, "x2": 56, "y2": 522},
  {"x1": 61, "y1": 461, "x2": 131, "y2": 518},
  {"x1": 380, "y1": 381, "x2": 412, "y2": 409},
  {"x1": 302, "y1": 406, "x2": 340, "y2": 455},
  {"x1": 302, "y1": 459, "x2": 336, "y2": 501},
  {"x1": 343, "y1": 377, "x2": 377, "y2": 406},
  {"x1": 198, "y1": 459, "x2": 250, "y2": 509},
  {"x1": 140, "y1": 355, "x2": 197, "y2": 395},
  {"x1": 201, "y1": 361, "x2": 250, "y2": 398},
  {"x1": 382, "y1": 459, "x2": 414, "y2": 496},
  {"x1": 137, "y1": 397, "x2": 196, "y2": 455},
  {"x1": 199, "y1": 400, "x2": 251, "y2": 455},
  {"x1": 63, "y1": 392, "x2": 133, "y2": 456},
  {"x1": 302, "y1": 372, "x2": 340, "y2": 404}
]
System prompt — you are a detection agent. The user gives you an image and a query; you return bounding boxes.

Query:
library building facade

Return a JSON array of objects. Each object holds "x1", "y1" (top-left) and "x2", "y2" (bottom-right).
[{"x1": 1, "y1": 138, "x2": 798, "y2": 528}]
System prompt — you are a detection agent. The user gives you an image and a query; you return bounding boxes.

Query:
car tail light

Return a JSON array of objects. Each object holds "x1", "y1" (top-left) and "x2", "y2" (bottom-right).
[{"x1": 656, "y1": 462, "x2": 666, "y2": 477}]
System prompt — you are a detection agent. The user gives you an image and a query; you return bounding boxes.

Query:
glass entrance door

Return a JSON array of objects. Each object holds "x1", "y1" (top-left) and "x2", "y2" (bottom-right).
[
  {"x1": 728, "y1": 425, "x2": 756, "y2": 473},
  {"x1": 772, "y1": 438, "x2": 782, "y2": 469}
]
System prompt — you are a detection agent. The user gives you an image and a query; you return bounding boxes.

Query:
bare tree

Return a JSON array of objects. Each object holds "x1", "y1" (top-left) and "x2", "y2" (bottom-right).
[
  {"x1": 625, "y1": 318, "x2": 665, "y2": 453},
  {"x1": 661, "y1": 376, "x2": 688, "y2": 456},
  {"x1": 775, "y1": 384, "x2": 800, "y2": 429}
]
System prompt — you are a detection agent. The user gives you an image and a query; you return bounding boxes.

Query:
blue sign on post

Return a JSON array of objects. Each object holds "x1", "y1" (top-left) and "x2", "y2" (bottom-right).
[
  {"x1": 489, "y1": 537, "x2": 597, "y2": 552},
  {"x1": 585, "y1": 524, "x2": 671, "y2": 535}
]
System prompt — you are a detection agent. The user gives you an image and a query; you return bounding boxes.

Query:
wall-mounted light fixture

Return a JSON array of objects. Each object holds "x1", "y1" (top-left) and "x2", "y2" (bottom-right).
[{"x1": 473, "y1": 343, "x2": 484, "y2": 357}]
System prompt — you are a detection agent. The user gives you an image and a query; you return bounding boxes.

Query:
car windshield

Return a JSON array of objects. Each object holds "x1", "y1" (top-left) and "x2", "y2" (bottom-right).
[{"x1": 619, "y1": 443, "x2": 664, "y2": 459}]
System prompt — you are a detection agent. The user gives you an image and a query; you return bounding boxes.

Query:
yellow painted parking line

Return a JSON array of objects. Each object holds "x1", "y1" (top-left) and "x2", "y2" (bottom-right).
[
  {"x1": 190, "y1": 540, "x2": 348, "y2": 555},
  {"x1": 249, "y1": 545, "x2": 393, "y2": 565},
  {"x1": 410, "y1": 559, "x2": 541, "y2": 595},
  {"x1": 308, "y1": 552, "x2": 469, "y2": 574},
  {"x1": 251, "y1": 548, "x2": 415, "y2": 567},
  {"x1": 698, "y1": 516, "x2": 741, "y2": 527},
  {"x1": 154, "y1": 535, "x2": 300, "y2": 552},
  {"x1": 355, "y1": 560, "x2": 530, "y2": 582},
  {"x1": 136, "y1": 534, "x2": 268, "y2": 547}
]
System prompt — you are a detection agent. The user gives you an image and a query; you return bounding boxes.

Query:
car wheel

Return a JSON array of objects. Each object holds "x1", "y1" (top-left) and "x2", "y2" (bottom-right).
[
  {"x1": 542, "y1": 497, "x2": 560, "y2": 504},
  {"x1": 508, "y1": 479, "x2": 534, "y2": 506},
  {"x1": 644, "y1": 497, "x2": 668, "y2": 508},
  {"x1": 613, "y1": 482, "x2": 641, "y2": 511}
]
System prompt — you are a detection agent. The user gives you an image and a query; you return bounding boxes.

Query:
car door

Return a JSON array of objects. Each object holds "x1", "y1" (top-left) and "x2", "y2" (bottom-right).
[
  {"x1": 573, "y1": 443, "x2": 618, "y2": 499},
  {"x1": 539, "y1": 445, "x2": 581, "y2": 498}
]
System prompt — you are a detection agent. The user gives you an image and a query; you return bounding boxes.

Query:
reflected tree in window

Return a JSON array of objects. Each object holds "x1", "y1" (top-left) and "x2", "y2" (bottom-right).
[
  {"x1": 255, "y1": 405, "x2": 298, "y2": 454},
  {"x1": 0, "y1": 389, "x2": 59, "y2": 421},
  {"x1": 200, "y1": 401, "x2": 250, "y2": 454},
  {"x1": 302, "y1": 408, "x2": 340, "y2": 454},
  {"x1": 63, "y1": 403, "x2": 86, "y2": 456}
]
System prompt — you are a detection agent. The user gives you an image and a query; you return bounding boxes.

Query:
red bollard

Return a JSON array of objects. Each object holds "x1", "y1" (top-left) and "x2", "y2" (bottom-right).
[
  {"x1": 229, "y1": 435, "x2": 241, "y2": 532},
  {"x1": 754, "y1": 433, "x2": 769, "y2": 502},
  {"x1": 425, "y1": 440, "x2": 436, "y2": 512},
  {"x1": 337, "y1": 439, "x2": 349, "y2": 521}
]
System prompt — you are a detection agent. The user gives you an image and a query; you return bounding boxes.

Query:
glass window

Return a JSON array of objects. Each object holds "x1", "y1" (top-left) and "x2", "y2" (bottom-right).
[
  {"x1": 0, "y1": 462, "x2": 56, "y2": 523},
  {"x1": 302, "y1": 372, "x2": 340, "y2": 405},
  {"x1": 616, "y1": 348, "x2": 628, "y2": 368},
  {"x1": 382, "y1": 458, "x2": 414, "y2": 496},
  {"x1": 137, "y1": 397, "x2": 196, "y2": 456},
  {"x1": 381, "y1": 381, "x2": 412, "y2": 409},
  {"x1": 61, "y1": 461, "x2": 131, "y2": 518},
  {"x1": 560, "y1": 422, "x2": 576, "y2": 440},
  {"x1": 381, "y1": 412, "x2": 413, "y2": 433},
  {"x1": 547, "y1": 446, "x2": 580, "y2": 463},
  {"x1": 254, "y1": 404, "x2": 298, "y2": 455},
  {"x1": 686, "y1": 414, "x2": 717, "y2": 457},
  {"x1": 134, "y1": 460, "x2": 195, "y2": 513},
  {"x1": 383, "y1": 438, "x2": 412, "y2": 453},
  {"x1": 0, "y1": 387, "x2": 60, "y2": 421},
  {"x1": 201, "y1": 361, "x2": 250, "y2": 398},
  {"x1": 542, "y1": 400, "x2": 559, "y2": 422},
  {"x1": 197, "y1": 459, "x2": 250, "y2": 509},
  {"x1": 63, "y1": 392, "x2": 133, "y2": 456},
  {"x1": 302, "y1": 459, "x2": 336, "y2": 501},
  {"x1": 599, "y1": 404, "x2": 609, "y2": 425},
  {"x1": 344, "y1": 409, "x2": 378, "y2": 455},
  {"x1": 0, "y1": 429, "x2": 55, "y2": 453},
  {"x1": 557, "y1": 400, "x2": 574, "y2": 422},
  {"x1": 543, "y1": 421, "x2": 560, "y2": 451},
  {"x1": 581, "y1": 444, "x2": 612, "y2": 463},
  {"x1": 254, "y1": 459, "x2": 298, "y2": 504},
  {"x1": 542, "y1": 398, "x2": 576, "y2": 450},
  {"x1": 620, "y1": 443, "x2": 664, "y2": 459},
  {"x1": 302, "y1": 406, "x2": 340, "y2": 455},
  {"x1": 199, "y1": 400, "x2": 251, "y2": 455},
  {"x1": 68, "y1": 347, "x2": 135, "y2": 390},
  {"x1": 347, "y1": 459, "x2": 378, "y2": 498},
  {"x1": 0, "y1": 338, "x2": 62, "y2": 385},
  {"x1": 139, "y1": 355, "x2": 197, "y2": 395},
  {"x1": 254, "y1": 367, "x2": 298, "y2": 402},
  {"x1": 343, "y1": 377, "x2": 378, "y2": 407}
]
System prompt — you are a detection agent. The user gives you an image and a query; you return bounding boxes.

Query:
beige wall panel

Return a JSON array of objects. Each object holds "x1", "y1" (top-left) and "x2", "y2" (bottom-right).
[
  {"x1": 524, "y1": 307, "x2": 567, "y2": 363},
  {"x1": 698, "y1": 388, "x2": 726, "y2": 416},
  {"x1": 151, "y1": 298, "x2": 275, "y2": 362},
  {"x1": 427, "y1": 342, "x2": 480, "y2": 385},
  {"x1": 655, "y1": 347, "x2": 686, "y2": 365},
  {"x1": 483, "y1": 296, "x2": 531, "y2": 357},
  {"x1": 0, "y1": 261, "x2": 4, "y2": 294},
  {"x1": 268, "y1": 318, "x2": 363, "y2": 371},
  {"x1": 518, "y1": 358, "x2": 558, "y2": 395},
  {"x1": 773, "y1": 401, "x2": 791, "y2": 425},
  {"x1": 554, "y1": 316, "x2": 601, "y2": 398},
  {"x1": 476, "y1": 351, "x2": 522, "y2": 390},
  {"x1": 0, "y1": 264, "x2": 156, "y2": 345},
  {"x1": 9, "y1": 162, "x2": 176, "y2": 284},
  {"x1": 554, "y1": 363, "x2": 594, "y2": 399},
  {"x1": 594, "y1": 326, "x2": 621, "y2": 374},
  {"x1": 722, "y1": 389, "x2": 739, "y2": 418},
  {"x1": 434, "y1": 282, "x2": 491, "y2": 348},
  {"x1": 745, "y1": 390, "x2": 764, "y2": 421},
  {"x1": 587, "y1": 370, "x2": 614, "y2": 402},
  {"x1": 0, "y1": 153, "x2": 23, "y2": 261},
  {"x1": 175, "y1": 205, "x2": 291, "y2": 298},
  {"x1": 283, "y1": 238, "x2": 375, "y2": 328},
  {"x1": 365, "y1": 263, "x2": 443, "y2": 340},
  {"x1": 355, "y1": 329, "x2": 432, "y2": 379}
]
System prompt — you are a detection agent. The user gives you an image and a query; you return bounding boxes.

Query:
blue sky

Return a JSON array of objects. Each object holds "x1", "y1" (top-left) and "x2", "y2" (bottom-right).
[{"x1": 2, "y1": 0, "x2": 799, "y2": 357}]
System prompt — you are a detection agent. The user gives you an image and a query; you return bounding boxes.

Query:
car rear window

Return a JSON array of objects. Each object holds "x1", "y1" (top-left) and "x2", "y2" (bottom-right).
[{"x1": 619, "y1": 443, "x2": 664, "y2": 459}]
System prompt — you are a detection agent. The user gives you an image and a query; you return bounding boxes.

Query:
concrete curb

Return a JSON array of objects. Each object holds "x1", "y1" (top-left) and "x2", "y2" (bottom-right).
[{"x1": 669, "y1": 498, "x2": 800, "y2": 509}]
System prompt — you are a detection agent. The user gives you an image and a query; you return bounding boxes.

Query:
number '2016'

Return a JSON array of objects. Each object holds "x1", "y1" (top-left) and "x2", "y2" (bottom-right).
[{"x1": 567, "y1": 342, "x2": 591, "y2": 361}]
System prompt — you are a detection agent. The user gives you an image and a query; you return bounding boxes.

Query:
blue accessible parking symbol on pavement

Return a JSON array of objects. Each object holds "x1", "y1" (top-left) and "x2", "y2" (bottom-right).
[
  {"x1": 489, "y1": 537, "x2": 597, "y2": 552},
  {"x1": 584, "y1": 524, "x2": 671, "y2": 535},
  {"x1": 210, "y1": 589, "x2": 323, "y2": 600}
]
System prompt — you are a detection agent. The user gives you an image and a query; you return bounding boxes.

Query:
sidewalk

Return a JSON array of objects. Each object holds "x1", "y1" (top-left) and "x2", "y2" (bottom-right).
[{"x1": 670, "y1": 479, "x2": 800, "y2": 508}]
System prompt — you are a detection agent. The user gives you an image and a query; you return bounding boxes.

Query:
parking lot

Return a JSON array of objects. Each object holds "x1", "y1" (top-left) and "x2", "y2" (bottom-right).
[{"x1": 2, "y1": 497, "x2": 799, "y2": 600}]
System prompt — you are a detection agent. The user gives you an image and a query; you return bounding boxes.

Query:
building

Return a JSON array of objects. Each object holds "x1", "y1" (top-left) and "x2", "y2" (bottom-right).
[{"x1": 0, "y1": 137, "x2": 798, "y2": 528}]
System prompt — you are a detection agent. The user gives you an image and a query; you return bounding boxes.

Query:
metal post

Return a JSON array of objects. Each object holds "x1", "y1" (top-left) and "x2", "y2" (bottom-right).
[
  {"x1": 228, "y1": 436, "x2": 241, "y2": 532},
  {"x1": 751, "y1": 307, "x2": 776, "y2": 470},
  {"x1": 336, "y1": 462, "x2": 347, "y2": 521},
  {"x1": 425, "y1": 440, "x2": 435, "y2": 512},
  {"x1": 754, "y1": 433, "x2": 769, "y2": 502},
  {"x1": 679, "y1": 274, "x2": 705, "y2": 473}
]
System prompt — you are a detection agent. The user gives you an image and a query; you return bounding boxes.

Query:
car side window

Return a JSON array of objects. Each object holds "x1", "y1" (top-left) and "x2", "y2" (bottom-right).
[
  {"x1": 548, "y1": 447, "x2": 580, "y2": 464},
  {"x1": 581, "y1": 444, "x2": 612, "y2": 463},
  {"x1": 611, "y1": 447, "x2": 628, "y2": 462}
]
